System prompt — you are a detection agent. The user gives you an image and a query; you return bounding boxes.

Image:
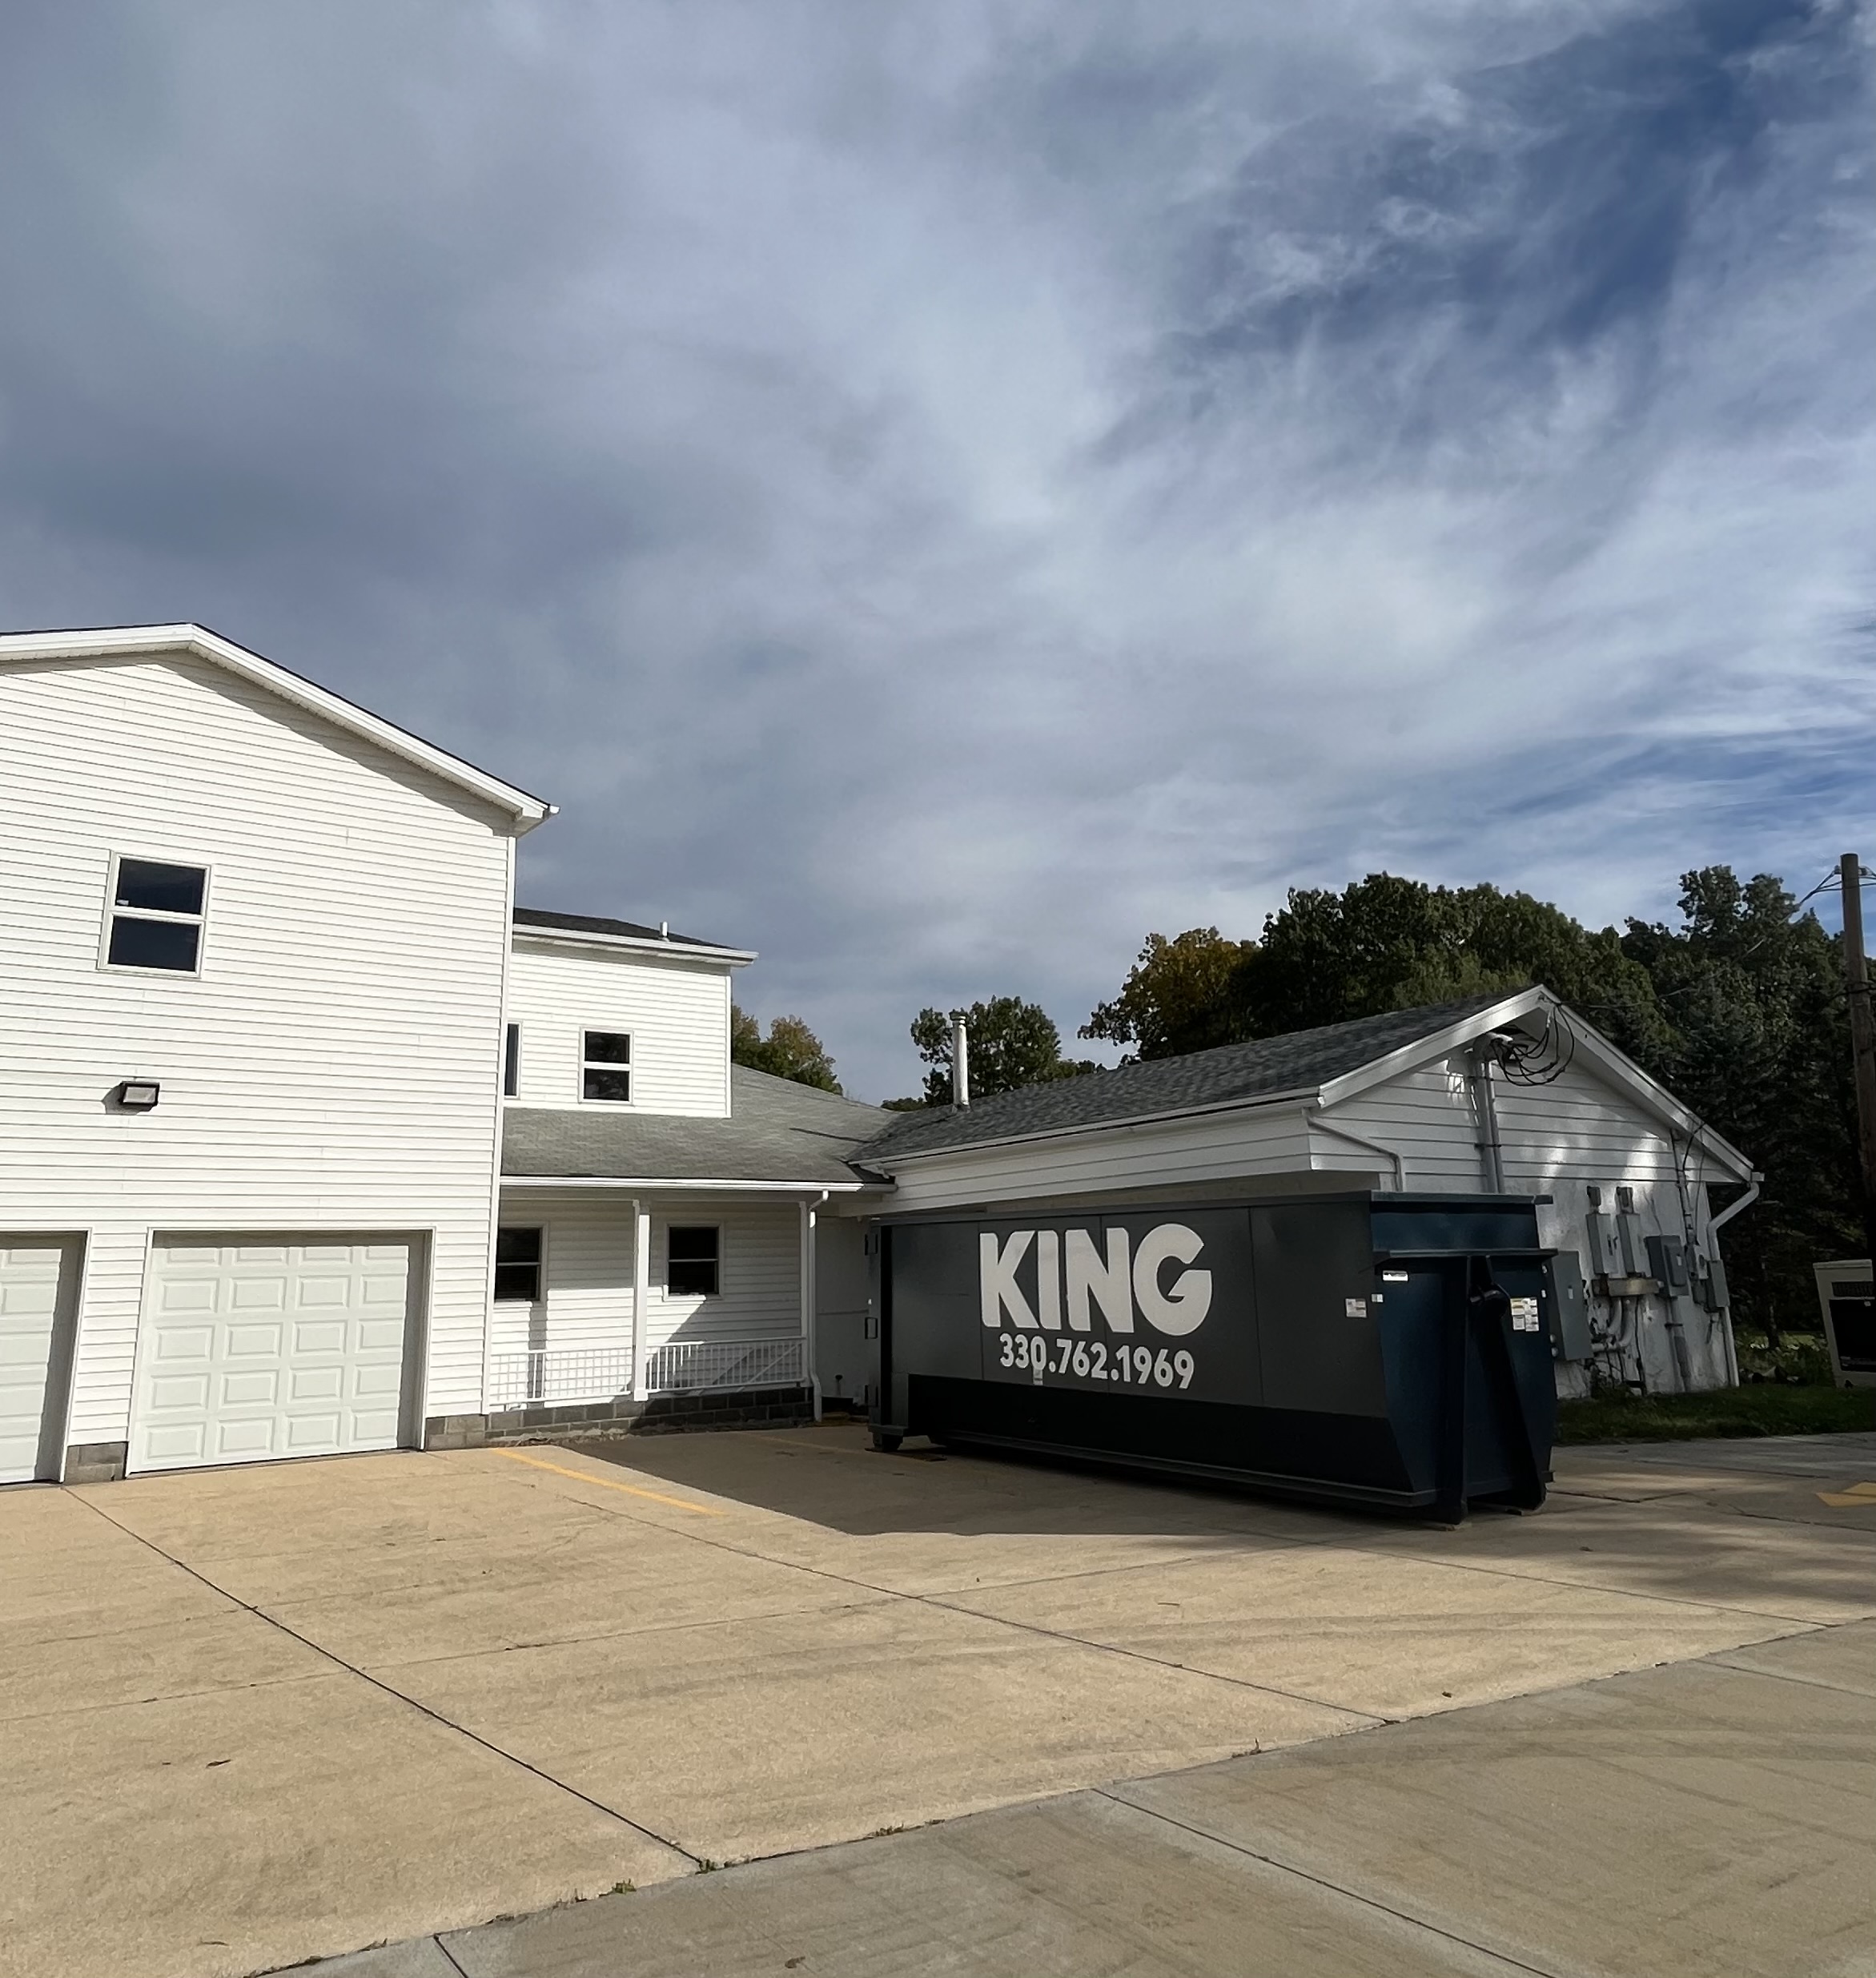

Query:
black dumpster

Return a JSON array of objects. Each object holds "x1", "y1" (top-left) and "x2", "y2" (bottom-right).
[{"x1": 868, "y1": 1192, "x2": 1559, "y2": 1519}]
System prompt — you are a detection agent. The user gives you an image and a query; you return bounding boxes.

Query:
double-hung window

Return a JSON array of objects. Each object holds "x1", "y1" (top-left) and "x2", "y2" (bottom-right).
[
  {"x1": 666, "y1": 1225, "x2": 720, "y2": 1297},
  {"x1": 494, "y1": 1228, "x2": 543, "y2": 1302},
  {"x1": 581, "y1": 1030, "x2": 632, "y2": 1103},
  {"x1": 104, "y1": 857, "x2": 209, "y2": 974}
]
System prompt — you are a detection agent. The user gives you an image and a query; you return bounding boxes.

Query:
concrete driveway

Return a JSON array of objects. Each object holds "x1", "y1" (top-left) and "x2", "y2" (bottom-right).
[{"x1": 3, "y1": 1425, "x2": 1874, "y2": 1978}]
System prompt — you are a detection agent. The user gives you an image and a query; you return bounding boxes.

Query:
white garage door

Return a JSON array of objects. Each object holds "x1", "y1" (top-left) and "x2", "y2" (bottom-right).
[
  {"x1": 132, "y1": 1237, "x2": 412, "y2": 1473},
  {"x1": 1, "y1": 1239, "x2": 77, "y2": 1485}
]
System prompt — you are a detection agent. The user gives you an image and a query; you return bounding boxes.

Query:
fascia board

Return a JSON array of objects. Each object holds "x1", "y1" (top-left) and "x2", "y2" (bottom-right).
[
  {"x1": 1312, "y1": 989, "x2": 1549, "y2": 1111},
  {"x1": 510, "y1": 927, "x2": 757, "y2": 967},
  {"x1": 1561, "y1": 1020, "x2": 1756, "y2": 1181},
  {"x1": 1313, "y1": 984, "x2": 1756, "y2": 1183},
  {"x1": 866, "y1": 1085, "x2": 1323, "y2": 1169},
  {"x1": 499, "y1": 1175, "x2": 874, "y2": 1191},
  {"x1": 0, "y1": 623, "x2": 556, "y2": 831}
]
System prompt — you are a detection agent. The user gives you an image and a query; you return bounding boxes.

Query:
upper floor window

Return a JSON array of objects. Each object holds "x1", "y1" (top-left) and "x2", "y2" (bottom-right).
[
  {"x1": 104, "y1": 857, "x2": 208, "y2": 974},
  {"x1": 503, "y1": 1023, "x2": 521, "y2": 1097},
  {"x1": 581, "y1": 1030, "x2": 632, "y2": 1103}
]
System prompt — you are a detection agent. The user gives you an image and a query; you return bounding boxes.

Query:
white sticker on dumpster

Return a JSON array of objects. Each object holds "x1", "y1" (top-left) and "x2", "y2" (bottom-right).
[
  {"x1": 1510, "y1": 1297, "x2": 1541, "y2": 1332},
  {"x1": 1345, "y1": 1298, "x2": 1367, "y2": 1318}
]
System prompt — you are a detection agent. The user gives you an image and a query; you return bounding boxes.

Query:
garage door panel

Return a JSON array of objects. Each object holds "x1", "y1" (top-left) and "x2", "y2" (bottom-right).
[
  {"x1": 2, "y1": 1241, "x2": 77, "y2": 1485},
  {"x1": 131, "y1": 1238, "x2": 412, "y2": 1474},
  {"x1": 221, "y1": 1370, "x2": 282, "y2": 1406},
  {"x1": 156, "y1": 1280, "x2": 218, "y2": 1316},
  {"x1": 285, "y1": 1414, "x2": 344, "y2": 1449},
  {"x1": 151, "y1": 1373, "x2": 212, "y2": 1410}
]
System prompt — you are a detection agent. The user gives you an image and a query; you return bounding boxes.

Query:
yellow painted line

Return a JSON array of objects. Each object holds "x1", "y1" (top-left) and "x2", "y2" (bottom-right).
[
  {"x1": 1816, "y1": 1481, "x2": 1876, "y2": 1509},
  {"x1": 492, "y1": 1448, "x2": 726, "y2": 1516}
]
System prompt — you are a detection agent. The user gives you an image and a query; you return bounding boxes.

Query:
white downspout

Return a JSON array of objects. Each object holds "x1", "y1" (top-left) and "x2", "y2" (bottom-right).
[
  {"x1": 1707, "y1": 1175, "x2": 1762, "y2": 1389},
  {"x1": 630, "y1": 1197, "x2": 651, "y2": 1402},
  {"x1": 1305, "y1": 1105, "x2": 1408, "y2": 1190},
  {"x1": 801, "y1": 1191, "x2": 828, "y2": 1421}
]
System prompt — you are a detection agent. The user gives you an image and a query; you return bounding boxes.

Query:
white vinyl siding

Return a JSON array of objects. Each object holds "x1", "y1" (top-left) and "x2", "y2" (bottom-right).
[
  {"x1": 1320, "y1": 1053, "x2": 1737, "y2": 1192},
  {"x1": 0, "y1": 653, "x2": 517, "y2": 1446},
  {"x1": 879, "y1": 1108, "x2": 1317, "y2": 1216},
  {"x1": 489, "y1": 1190, "x2": 801, "y2": 1361},
  {"x1": 504, "y1": 940, "x2": 733, "y2": 1116}
]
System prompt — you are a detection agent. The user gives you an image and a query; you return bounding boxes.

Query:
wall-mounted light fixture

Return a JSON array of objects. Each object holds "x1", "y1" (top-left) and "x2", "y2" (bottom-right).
[{"x1": 114, "y1": 1080, "x2": 161, "y2": 1111}]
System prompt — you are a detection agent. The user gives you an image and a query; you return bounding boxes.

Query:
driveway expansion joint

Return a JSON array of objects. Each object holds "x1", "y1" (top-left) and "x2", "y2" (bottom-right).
[{"x1": 63, "y1": 1486, "x2": 705, "y2": 1871}]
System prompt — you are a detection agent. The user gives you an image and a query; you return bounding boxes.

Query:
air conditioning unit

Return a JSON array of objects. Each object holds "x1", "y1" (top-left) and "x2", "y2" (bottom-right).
[{"x1": 1814, "y1": 1260, "x2": 1875, "y2": 1389}]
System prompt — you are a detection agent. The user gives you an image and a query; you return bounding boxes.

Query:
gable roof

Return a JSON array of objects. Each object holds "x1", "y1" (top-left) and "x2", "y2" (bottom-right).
[
  {"x1": 502, "y1": 1065, "x2": 887, "y2": 1187},
  {"x1": 850, "y1": 987, "x2": 1756, "y2": 1182},
  {"x1": 0, "y1": 623, "x2": 554, "y2": 831},
  {"x1": 512, "y1": 906, "x2": 754, "y2": 965}
]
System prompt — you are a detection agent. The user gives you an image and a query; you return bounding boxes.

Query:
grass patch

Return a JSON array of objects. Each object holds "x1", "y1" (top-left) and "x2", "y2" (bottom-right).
[{"x1": 1557, "y1": 1381, "x2": 1874, "y2": 1444}]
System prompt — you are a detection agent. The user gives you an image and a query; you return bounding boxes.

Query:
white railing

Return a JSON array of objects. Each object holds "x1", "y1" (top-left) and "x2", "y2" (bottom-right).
[
  {"x1": 486, "y1": 1335, "x2": 806, "y2": 1411},
  {"x1": 645, "y1": 1335, "x2": 806, "y2": 1396}
]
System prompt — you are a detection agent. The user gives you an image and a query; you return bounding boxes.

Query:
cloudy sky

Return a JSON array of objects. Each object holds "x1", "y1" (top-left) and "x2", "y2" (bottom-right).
[{"x1": 2, "y1": 1, "x2": 1870, "y2": 1098}]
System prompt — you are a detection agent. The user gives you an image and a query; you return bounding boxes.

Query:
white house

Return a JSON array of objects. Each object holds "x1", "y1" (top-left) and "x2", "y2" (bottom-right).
[
  {"x1": 843, "y1": 989, "x2": 1762, "y2": 1401},
  {"x1": 0, "y1": 624, "x2": 1759, "y2": 1490},
  {"x1": 0, "y1": 625, "x2": 881, "y2": 1486}
]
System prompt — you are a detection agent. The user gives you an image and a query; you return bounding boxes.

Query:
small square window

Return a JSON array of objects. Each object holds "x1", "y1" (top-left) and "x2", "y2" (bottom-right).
[
  {"x1": 582, "y1": 1030, "x2": 632, "y2": 1103},
  {"x1": 667, "y1": 1225, "x2": 719, "y2": 1298},
  {"x1": 104, "y1": 855, "x2": 209, "y2": 975},
  {"x1": 494, "y1": 1227, "x2": 543, "y2": 1303}
]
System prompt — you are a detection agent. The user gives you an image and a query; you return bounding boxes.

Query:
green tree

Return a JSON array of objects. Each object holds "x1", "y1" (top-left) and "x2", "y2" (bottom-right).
[
  {"x1": 730, "y1": 1006, "x2": 842, "y2": 1092},
  {"x1": 1083, "y1": 867, "x2": 1860, "y2": 1340},
  {"x1": 1619, "y1": 870, "x2": 1857, "y2": 1342},
  {"x1": 1236, "y1": 875, "x2": 1666, "y2": 1059},
  {"x1": 1081, "y1": 928, "x2": 1257, "y2": 1061},
  {"x1": 909, "y1": 996, "x2": 1091, "y2": 1105}
]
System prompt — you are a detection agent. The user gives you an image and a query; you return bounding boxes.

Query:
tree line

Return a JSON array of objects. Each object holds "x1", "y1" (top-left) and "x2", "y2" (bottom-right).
[{"x1": 737, "y1": 866, "x2": 1862, "y2": 1338}]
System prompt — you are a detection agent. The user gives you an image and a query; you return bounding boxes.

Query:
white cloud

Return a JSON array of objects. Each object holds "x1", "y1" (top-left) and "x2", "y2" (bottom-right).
[{"x1": 0, "y1": 0, "x2": 1868, "y2": 1096}]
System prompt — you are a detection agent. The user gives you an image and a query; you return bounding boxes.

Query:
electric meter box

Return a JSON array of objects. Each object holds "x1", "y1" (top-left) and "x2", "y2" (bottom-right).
[
  {"x1": 1815, "y1": 1260, "x2": 1876, "y2": 1389},
  {"x1": 869, "y1": 1191, "x2": 1561, "y2": 1520}
]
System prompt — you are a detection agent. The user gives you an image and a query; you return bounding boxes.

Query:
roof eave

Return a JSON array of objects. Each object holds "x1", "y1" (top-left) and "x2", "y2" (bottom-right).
[
  {"x1": 499, "y1": 1173, "x2": 879, "y2": 1191},
  {"x1": 511, "y1": 924, "x2": 756, "y2": 967},
  {"x1": 1311, "y1": 987, "x2": 1757, "y2": 1183},
  {"x1": 0, "y1": 623, "x2": 556, "y2": 830},
  {"x1": 860, "y1": 1082, "x2": 1327, "y2": 1170}
]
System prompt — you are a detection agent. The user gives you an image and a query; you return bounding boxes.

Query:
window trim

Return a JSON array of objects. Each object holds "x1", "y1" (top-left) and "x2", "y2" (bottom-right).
[
  {"x1": 98, "y1": 851, "x2": 213, "y2": 979},
  {"x1": 503, "y1": 1022, "x2": 521, "y2": 1099},
  {"x1": 578, "y1": 1027, "x2": 634, "y2": 1106},
  {"x1": 665, "y1": 1223, "x2": 721, "y2": 1299},
  {"x1": 493, "y1": 1224, "x2": 546, "y2": 1305}
]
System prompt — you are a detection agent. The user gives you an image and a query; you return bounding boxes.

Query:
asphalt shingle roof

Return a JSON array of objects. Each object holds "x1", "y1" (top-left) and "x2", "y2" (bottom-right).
[
  {"x1": 502, "y1": 1065, "x2": 889, "y2": 1185},
  {"x1": 851, "y1": 992, "x2": 1515, "y2": 1165},
  {"x1": 512, "y1": 906, "x2": 729, "y2": 951}
]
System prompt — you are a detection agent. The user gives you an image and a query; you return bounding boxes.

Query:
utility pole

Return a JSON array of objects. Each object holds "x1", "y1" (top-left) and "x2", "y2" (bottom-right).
[{"x1": 1843, "y1": 852, "x2": 1876, "y2": 1269}]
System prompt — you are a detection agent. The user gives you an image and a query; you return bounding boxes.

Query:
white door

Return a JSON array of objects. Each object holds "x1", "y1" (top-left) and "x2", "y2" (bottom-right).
[
  {"x1": 132, "y1": 1237, "x2": 412, "y2": 1472},
  {"x1": 1, "y1": 1239, "x2": 75, "y2": 1485}
]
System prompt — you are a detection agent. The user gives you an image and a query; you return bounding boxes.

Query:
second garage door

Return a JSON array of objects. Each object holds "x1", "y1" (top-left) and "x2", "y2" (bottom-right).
[{"x1": 131, "y1": 1237, "x2": 413, "y2": 1473}]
